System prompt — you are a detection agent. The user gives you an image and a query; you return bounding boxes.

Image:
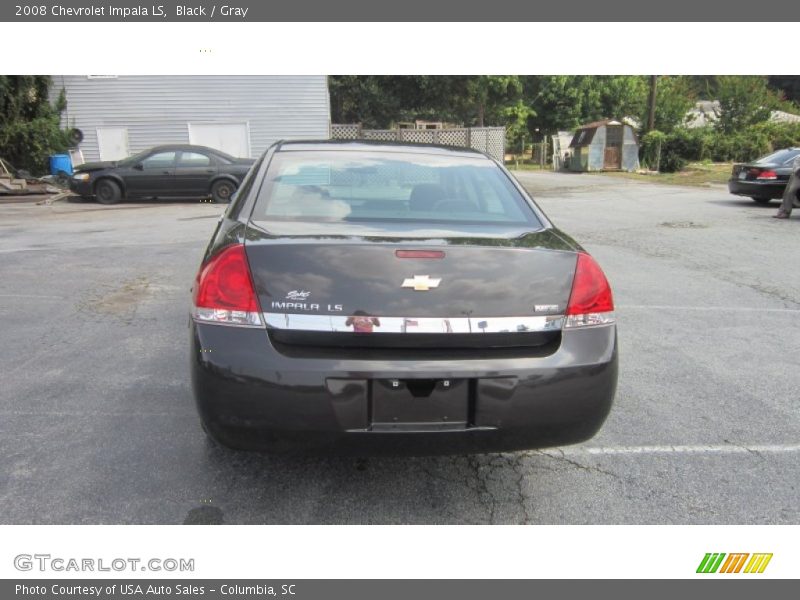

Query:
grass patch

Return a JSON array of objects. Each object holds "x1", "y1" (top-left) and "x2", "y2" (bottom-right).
[
  {"x1": 503, "y1": 160, "x2": 549, "y2": 171},
  {"x1": 599, "y1": 162, "x2": 733, "y2": 187}
]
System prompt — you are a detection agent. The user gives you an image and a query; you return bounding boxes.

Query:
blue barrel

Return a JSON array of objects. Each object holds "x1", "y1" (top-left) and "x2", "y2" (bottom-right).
[{"x1": 50, "y1": 154, "x2": 73, "y2": 177}]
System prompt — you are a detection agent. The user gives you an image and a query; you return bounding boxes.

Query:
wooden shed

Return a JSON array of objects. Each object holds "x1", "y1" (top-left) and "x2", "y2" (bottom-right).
[{"x1": 568, "y1": 119, "x2": 639, "y2": 172}]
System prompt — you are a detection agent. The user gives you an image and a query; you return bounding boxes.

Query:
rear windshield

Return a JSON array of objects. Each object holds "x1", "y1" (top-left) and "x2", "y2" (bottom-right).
[
  {"x1": 252, "y1": 150, "x2": 541, "y2": 230},
  {"x1": 755, "y1": 148, "x2": 800, "y2": 165}
]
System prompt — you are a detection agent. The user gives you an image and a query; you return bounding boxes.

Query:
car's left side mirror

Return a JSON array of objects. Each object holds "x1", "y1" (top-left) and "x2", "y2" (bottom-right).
[{"x1": 133, "y1": 163, "x2": 144, "y2": 171}]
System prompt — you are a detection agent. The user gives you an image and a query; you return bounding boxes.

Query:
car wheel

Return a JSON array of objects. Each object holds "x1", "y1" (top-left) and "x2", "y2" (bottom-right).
[
  {"x1": 751, "y1": 197, "x2": 772, "y2": 205},
  {"x1": 210, "y1": 180, "x2": 236, "y2": 204},
  {"x1": 95, "y1": 179, "x2": 122, "y2": 205}
]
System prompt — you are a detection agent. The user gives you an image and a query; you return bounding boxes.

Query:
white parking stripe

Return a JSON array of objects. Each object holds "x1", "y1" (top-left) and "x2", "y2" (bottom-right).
[
  {"x1": 539, "y1": 444, "x2": 800, "y2": 456},
  {"x1": 619, "y1": 305, "x2": 800, "y2": 313},
  {"x1": 0, "y1": 293, "x2": 65, "y2": 299}
]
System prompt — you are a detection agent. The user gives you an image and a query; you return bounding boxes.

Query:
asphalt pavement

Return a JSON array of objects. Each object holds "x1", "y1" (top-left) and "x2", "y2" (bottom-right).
[{"x1": 0, "y1": 174, "x2": 798, "y2": 524}]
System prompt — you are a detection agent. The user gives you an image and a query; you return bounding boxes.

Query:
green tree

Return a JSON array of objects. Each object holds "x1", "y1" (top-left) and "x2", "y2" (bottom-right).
[
  {"x1": 684, "y1": 75, "x2": 720, "y2": 99},
  {"x1": 522, "y1": 75, "x2": 586, "y2": 137},
  {"x1": 521, "y1": 76, "x2": 649, "y2": 139},
  {"x1": 768, "y1": 76, "x2": 800, "y2": 103},
  {"x1": 579, "y1": 76, "x2": 648, "y2": 125},
  {"x1": 0, "y1": 76, "x2": 69, "y2": 174},
  {"x1": 714, "y1": 76, "x2": 779, "y2": 133},
  {"x1": 502, "y1": 99, "x2": 536, "y2": 149},
  {"x1": 328, "y1": 75, "x2": 403, "y2": 128},
  {"x1": 329, "y1": 75, "x2": 526, "y2": 129},
  {"x1": 642, "y1": 76, "x2": 695, "y2": 133},
  {"x1": 329, "y1": 76, "x2": 682, "y2": 151},
  {"x1": 459, "y1": 75, "x2": 524, "y2": 127}
]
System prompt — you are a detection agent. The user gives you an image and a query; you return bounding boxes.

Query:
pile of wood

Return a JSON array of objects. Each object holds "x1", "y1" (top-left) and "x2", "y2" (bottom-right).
[
  {"x1": 0, "y1": 157, "x2": 64, "y2": 198},
  {"x1": 0, "y1": 157, "x2": 27, "y2": 193}
]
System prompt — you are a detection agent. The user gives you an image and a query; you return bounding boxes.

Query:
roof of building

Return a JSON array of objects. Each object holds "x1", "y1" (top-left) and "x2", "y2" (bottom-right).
[
  {"x1": 576, "y1": 119, "x2": 623, "y2": 130},
  {"x1": 569, "y1": 119, "x2": 633, "y2": 147}
]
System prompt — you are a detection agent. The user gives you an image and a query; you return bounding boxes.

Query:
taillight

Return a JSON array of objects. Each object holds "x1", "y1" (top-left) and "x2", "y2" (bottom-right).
[
  {"x1": 192, "y1": 244, "x2": 263, "y2": 327},
  {"x1": 564, "y1": 253, "x2": 615, "y2": 329},
  {"x1": 756, "y1": 169, "x2": 778, "y2": 180}
]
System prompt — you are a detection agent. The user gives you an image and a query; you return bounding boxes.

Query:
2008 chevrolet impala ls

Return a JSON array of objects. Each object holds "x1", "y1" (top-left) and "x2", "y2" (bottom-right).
[{"x1": 190, "y1": 140, "x2": 618, "y2": 455}]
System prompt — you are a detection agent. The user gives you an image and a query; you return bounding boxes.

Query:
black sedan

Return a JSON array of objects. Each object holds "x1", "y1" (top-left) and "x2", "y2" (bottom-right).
[
  {"x1": 728, "y1": 148, "x2": 800, "y2": 204},
  {"x1": 190, "y1": 140, "x2": 618, "y2": 456},
  {"x1": 70, "y1": 144, "x2": 255, "y2": 204}
]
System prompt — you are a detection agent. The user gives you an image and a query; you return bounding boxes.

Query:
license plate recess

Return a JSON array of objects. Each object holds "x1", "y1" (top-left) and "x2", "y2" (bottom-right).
[{"x1": 371, "y1": 379, "x2": 468, "y2": 431}]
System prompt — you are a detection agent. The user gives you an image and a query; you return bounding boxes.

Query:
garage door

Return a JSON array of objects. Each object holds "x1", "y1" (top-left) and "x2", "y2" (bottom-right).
[
  {"x1": 188, "y1": 122, "x2": 250, "y2": 158},
  {"x1": 96, "y1": 127, "x2": 130, "y2": 161}
]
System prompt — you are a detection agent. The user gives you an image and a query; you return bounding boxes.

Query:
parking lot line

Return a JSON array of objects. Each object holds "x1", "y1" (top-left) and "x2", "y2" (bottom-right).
[
  {"x1": 0, "y1": 293, "x2": 66, "y2": 299},
  {"x1": 619, "y1": 305, "x2": 800, "y2": 313},
  {"x1": 541, "y1": 444, "x2": 800, "y2": 456}
]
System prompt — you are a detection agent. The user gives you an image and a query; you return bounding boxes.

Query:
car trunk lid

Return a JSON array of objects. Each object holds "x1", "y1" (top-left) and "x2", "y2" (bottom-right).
[
  {"x1": 733, "y1": 163, "x2": 789, "y2": 182},
  {"x1": 244, "y1": 225, "x2": 578, "y2": 321}
]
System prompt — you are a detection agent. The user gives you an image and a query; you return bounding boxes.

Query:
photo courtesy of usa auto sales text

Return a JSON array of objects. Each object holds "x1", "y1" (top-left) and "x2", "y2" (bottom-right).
[
  {"x1": 16, "y1": 584, "x2": 202, "y2": 596},
  {"x1": 16, "y1": 584, "x2": 298, "y2": 596}
]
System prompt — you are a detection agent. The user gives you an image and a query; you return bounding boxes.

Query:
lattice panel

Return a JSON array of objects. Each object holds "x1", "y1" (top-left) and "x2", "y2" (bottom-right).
[
  {"x1": 331, "y1": 123, "x2": 361, "y2": 140},
  {"x1": 469, "y1": 129, "x2": 488, "y2": 153},
  {"x1": 484, "y1": 128, "x2": 505, "y2": 162},
  {"x1": 330, "y1": 125, "x2": 505, "y2": 162},
  {"x1": 437, "y1": 129, "x2": 469, "y2": 147},
  {"x1": 399, "y1": 129, "x2": 435, "y2": 144}
]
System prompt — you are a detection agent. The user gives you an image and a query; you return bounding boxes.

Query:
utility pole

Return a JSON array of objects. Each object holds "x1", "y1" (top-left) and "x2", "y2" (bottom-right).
[{"x1": 647, "y1": 75, "x2": 658, "y2": 132}]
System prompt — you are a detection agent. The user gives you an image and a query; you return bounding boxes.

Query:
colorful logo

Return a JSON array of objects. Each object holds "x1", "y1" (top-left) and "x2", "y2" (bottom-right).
[{"x1": 696, "y1": 553, "x2": 773, "y2": 574}]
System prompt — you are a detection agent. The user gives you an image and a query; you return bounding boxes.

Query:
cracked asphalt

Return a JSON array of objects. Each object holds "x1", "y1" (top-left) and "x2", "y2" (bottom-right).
[{"x1": 1, "y1": 172, "x2": 798, "y2": 524}]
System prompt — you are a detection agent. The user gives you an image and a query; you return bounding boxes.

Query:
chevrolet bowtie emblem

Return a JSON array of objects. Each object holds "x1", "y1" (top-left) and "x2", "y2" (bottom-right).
[{"x1": 402, "y1": 275, "x2": 442, "y2": 291}]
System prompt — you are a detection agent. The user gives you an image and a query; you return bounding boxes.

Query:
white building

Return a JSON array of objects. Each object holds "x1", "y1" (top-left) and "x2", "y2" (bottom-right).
[{"x1": 54, "y1": 75, "x2": 331, "y2": 162}]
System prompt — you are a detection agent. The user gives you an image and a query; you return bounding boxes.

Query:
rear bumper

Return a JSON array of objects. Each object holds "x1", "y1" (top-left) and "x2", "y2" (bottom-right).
[
  {"x1": 190, "y1": 321, "x2": 618, "y2": 456},
  {"x1": 728, "y1": 178, "x2": 785, "y2": 199}
]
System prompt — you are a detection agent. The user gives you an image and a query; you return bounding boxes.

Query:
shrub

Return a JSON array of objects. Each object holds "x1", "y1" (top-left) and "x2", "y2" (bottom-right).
[
  {"x1": 642, "y1": 122, "x2": 800, "y2": 170},
  {"x1": 0, "y1": 76, "x2": 70, "y2": 175},
  {"x1": 750, "y1": 121, "x2": 800, "y2": 151},
  {"x1": 640, "y1": 129, "x2": 697, "y2": 172},
  {"x1": 665, "y1": 128, "x2": 710, "y2": 161},
  {"x1": 639, "y1": 130, "x2": 665, "y2": 170},
  {"x1": 708, "y1": 130, "x2": 771, "y2": 162}
]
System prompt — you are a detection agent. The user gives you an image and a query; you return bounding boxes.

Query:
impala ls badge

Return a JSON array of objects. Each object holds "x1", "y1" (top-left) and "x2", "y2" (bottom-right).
[{"x1": 402, "y1": 275, "x2": 442, "y2": 291}]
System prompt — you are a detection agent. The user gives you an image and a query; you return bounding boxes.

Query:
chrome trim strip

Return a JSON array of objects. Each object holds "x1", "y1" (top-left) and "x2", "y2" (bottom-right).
[{"x1": 263, "y1": 313, "x2": 564, "y2": 334}]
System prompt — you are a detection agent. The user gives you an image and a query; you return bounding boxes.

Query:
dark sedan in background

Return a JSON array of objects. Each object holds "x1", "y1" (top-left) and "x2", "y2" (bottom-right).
[
  {"x1": 190, "y1": 140, "x2": 618, "y2": 456},
  {"x1": 728, "y1": 147, "x2": 800, "y2": 204},
  {"x1": 70, "y1": 144, "x2": 255, "y2": 204}
]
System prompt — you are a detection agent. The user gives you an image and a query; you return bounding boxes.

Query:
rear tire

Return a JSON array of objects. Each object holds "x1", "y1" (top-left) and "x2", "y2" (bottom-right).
[
  {"x1": 95, "y1": 179, "x2": 122, "y2": 205},
  {"x1": 751, "y1": 197, "x2": 772, "y2": 205},
  {"x1": 210, "y1": 179, "x2": 236, "y2": 204}
]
